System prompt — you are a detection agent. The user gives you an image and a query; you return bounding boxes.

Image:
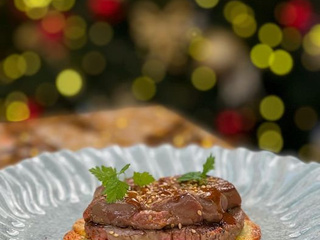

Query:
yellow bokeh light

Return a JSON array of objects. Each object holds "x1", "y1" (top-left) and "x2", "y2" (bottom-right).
[
  {"x1": 250, "y1": 44, "x2": 273, "y2": 69},
  {"x1": 195, "y1": 0, "x2": 219, "y2": 9},
  {"x1": 26, "y1": 6, "x2": 48, "y2": 20},
  {"x1": 224, "y1": 1, "x2": 254, "y2": 23},
  {"x1": 64, "y1": 35, "x2": 87, "y2": 49},
  {"x1": 52, "y1": 0, "x2": 75, "y2": 11},
  {"x1": 294, "y1": 106, "x2": 318, "y2": 131},
  {"x1": 232, "y1": 14, "x2": 257, "y2": 38},
  {"x1": 189, "y1": 37, "x2": 213, "y2": 61},
  {"x1": 282, "y1": 27, "x2": 302, "y2": 51},
  {"x1": 14, "y1": 0, "x2": 27, "y2": 12},
  {"x1": 259, "y1": 130, "x2": 283, "y2": 153},
  {"x1": 89, "y1": 22, "x2": 113, "y2": 46},
  {"x1": 5, "y1": 91, "x2": 28, "y2": 106},
  {"x1": 23, "y1": 0, "x2": 51, "y2": 8},
  {"x1": 82, "y1": 51, "x2": 106, "y2": 75},
  {"x1": 36, "y1": 82, "x2": 59, "y2": 106},
  {"x1": 303, "y1": 33, "x2": 320, "y2": 56},
  {"x1": 22, "y1": 51, "x2": 41, "y2": 76},
  {"x1": 299, "y1": 144, "x2": 314, "y2": 161},
  {"x1": 257, "y1": 122, "x2": 281, "y2": 139},
  {"x1": 309, "y1": 24, "x2": 320, "y2": 47},
  {"x1": 269, "y1": 50, "x2": 293, "y2": 75},
  {"x1": 142, "y1": 59, "x2": 166, "y2": 82},
  {"x1": 64, "y1": 15, "x2": 86, "y2": 40},
  {"x1": 3, "y1": 54, "x2": 27, "y2": 80},
  {"x1": 260, "y1": 95, "x2": 285, "y2": 121},
  {"x1": 56, "y1": 69, "x2": 83, "y2": 97},
  {"x1": 6, "y1": 101, "x2": 30, "y2": 122},
  {"x1": 258, "y1": 23, "x2": 283, "y2": 47},
  {"x1": 191, "y1": 66, "x2": 216, "y2": 91},
  {"x1": 132, "y1": 76, "x2": 156, "y2": 101}
]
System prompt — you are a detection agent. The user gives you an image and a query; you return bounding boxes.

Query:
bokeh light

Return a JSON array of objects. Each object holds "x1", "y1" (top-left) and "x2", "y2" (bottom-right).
[
  {"x1": 281, "y1": 27, "x2": 302, "y2": 51},
  {"x1": 303, "y1": 32, "x2": 320, "y2": 56},
  {"x1": 132, "y1": 76, "x2": 156, "y2": 101},
  {"x1": 6, "y1": 101, "x2": 30, "y2": 122},
  {"x1": 294, "y1": 106, "x2": 318, "y2": 131},
  {"x1": 35, "y1": 82, "x2": 59, "y2": 106},
  {"x1": 259, "y1": 130, "x2": 283, "y2": 153},
  {"x1": 89, "y1": 21, "x2": 113, "y2": 46},
  {"x1": 82, "y1": 51, "x2": 106, "y2": 75},
  {"x1": 309, "y1": 24, "x2": 320, "y2": 48},
  {"x1": 64, "y1": 15, "x2": 87, "y2": 40},
  {"x1": 26, "y1": 7, "x2": 48, "y2": 20},
  {"x1": 52, "y1": 0, "x2": 75, "y2": 11},
  {"x1": 56, "y1": 69, "x2": 83, "y2": 97},
  {"x1": 5, "y1": 91, "x2": 28, "y2": 105},
  {"x1": 269, "y1": 50, "x2": 293, "y2": 75},
  {"x1": 258, "y1": 23, "x2": 283, "y2": 47},
  {"x1": 189, "y1": 37, "x2": 212, "y2": 61},
  {"x1": 41, "y1": 11, "x2": 66, "y2": 34},
  {"x1": 257, "y1": 122, "x2": 281, "y2": 139},
  {"x1": 232, "y1": 14, "x2": 257, "y2": 38},
  {"x1": 191, "y1": 66, "x2": 216, "y2": 91},
  {"x1": 142, "y1": 59, "x2": 166, "y2": 82},
  {"x1": 250, "y1": 44, "x2": 273, "y2": 69},
  {"x1": 3, "y1": 54, "x2": 27, "y2": 80},
  {"x1": 224, "y1": 1, "x2": 254, "y2": 23},
  {"x1": 22, "y1": 51, "x2": 41, "y2": 76},
  {"x1": 23, "y1": 0, "x2": 51, "y2": 8},
  {"x1": 195, "y1": 0, "x2": 219, "y2": 9},
  {"x1": 260, "y1": 95, "x2": 285, "y2": 121}
]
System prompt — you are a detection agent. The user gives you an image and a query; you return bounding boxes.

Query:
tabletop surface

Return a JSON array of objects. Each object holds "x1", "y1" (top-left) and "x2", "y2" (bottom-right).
[{"x1": 0, "y1": 105, "x2": 230, "y2": 168}]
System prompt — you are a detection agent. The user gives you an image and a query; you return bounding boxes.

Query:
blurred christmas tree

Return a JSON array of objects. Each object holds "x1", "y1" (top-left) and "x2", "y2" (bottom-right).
[{"x1": 1, "y1": 0, "x2": 320, "y2": 161}]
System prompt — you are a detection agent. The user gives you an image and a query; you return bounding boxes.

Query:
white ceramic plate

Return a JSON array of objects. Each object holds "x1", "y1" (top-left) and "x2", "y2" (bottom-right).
[{"x1": 0, "y1": 144, "x2": 319, "y2": 240}]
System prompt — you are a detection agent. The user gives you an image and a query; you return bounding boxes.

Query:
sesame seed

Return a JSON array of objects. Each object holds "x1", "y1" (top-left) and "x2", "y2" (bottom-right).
[
  {"x1": 148, "y1": 215, "x2": 153, "y2": 220},
  {"x1": 114, "y1": 233, "x2": 119, "y2": 237},
  {"x1": 191, "y1": 229, "x2": 196, "y2": 233},
  {"x1": 109, "y1": 231, "x2": 114, "y2": 234},
  {"x1": 178, "y1": 223, "x2": 182, "y2": 229},
  {"x1": 197, "y1": 210, "x2": 202, "y2": 216},
  {"x1": 171, "y1": 223, "x2": 174, "y2": 228}
]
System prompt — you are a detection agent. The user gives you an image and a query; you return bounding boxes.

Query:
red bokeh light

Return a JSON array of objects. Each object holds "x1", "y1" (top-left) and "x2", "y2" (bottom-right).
[
  {"x1": 88, "y1": 0, "x2": 125, "y2": 23},
  {"x1": 215, "y1": 110, "x2": 243, "y2": 135},
  {"x1": 278, "y1": 0, "x2": 312, "y2": 30}
]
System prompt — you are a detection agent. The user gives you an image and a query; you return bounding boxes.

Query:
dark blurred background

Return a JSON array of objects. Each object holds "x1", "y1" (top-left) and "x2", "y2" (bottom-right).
[{"x1": 1, "y1": 0, "x2": 320, "y2": 161}]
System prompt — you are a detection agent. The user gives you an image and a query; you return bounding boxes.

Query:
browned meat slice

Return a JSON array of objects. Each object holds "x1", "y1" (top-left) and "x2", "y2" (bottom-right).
[
  {"x1": 83, "y1": 176, "x2": 242, "y2": 230},
  {"x1": 85, "y1": 207, "x2": 245, "y2": 240}
]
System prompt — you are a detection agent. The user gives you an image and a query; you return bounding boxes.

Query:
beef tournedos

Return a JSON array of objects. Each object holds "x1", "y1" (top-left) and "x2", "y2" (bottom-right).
[{"x1": 84, "y1": 176, "x2": 244, "y2": 240}]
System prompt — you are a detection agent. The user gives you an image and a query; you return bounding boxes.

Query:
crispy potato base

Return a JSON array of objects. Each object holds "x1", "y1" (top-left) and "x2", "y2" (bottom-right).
[{"x1": 64, "y1": 217, "x2": 261, "y2": 240}]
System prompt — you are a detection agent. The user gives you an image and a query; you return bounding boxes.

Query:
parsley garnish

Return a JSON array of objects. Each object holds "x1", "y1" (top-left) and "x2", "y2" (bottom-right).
[
  {"x1": 178, "y1": 154, "x2": 215, "y2": 183},
  {"x1": 89, "y1": 164, "x2": 130, "y2": 203},
  {"x1": 133, "y1": 172, "x2": 155, "y2": 187},
  {"x1": 89, "y1": 164, "x2": 155, "y2": 203}
]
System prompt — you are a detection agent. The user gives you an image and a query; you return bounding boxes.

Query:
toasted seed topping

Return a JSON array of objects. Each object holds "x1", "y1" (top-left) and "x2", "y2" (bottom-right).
[
  {"x1": 109, "y1": 231, "x2": 114, "y2": 234},
  {"x1": 148, "y1": 215, "x2": 152, "y2": 220},
  {"x1": 191, "y1": 229, "x2": 196, "y2": 233},
  {"x1": 114, "y1": 233, "x2": 119, "y2": 237},
  {"x1": 197, "y1": 210, "x2": 202, "y2": 216},
  {"x1": 178, "y1": 223, "x2": 182, "y2": 229}
]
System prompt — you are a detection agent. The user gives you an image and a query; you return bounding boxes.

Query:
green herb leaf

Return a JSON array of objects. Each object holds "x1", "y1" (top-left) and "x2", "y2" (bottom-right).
[
  {"x1": 133, "y1": 172, "x2": 155, "y2": 187},
  {"x1": 89, "y1": 166, "x2": 116, "y2": 183},
  {"x1": 119, "y1": 164, "x2": 131, "y2": 175},
  {"x1": 178, "y1": 154, "x2": 215, "y2": 183},
  {"x1": 89, "y1": 164, "x2": 131, "y2": 203},
  {"x1": 104, "y1": 178, "x2": 129, "y2": 203},
  {"x1": 201, "y1": 154, "x2": 215, "y2": 177},
  {"x1": 177, "y1": 172, "x2": 203, "y2": 182}
]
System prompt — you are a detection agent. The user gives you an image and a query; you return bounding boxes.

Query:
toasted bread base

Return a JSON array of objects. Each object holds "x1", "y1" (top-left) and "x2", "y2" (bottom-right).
[{"x1": 64, "y1": 217, "x2": 261, "y2": 240}]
